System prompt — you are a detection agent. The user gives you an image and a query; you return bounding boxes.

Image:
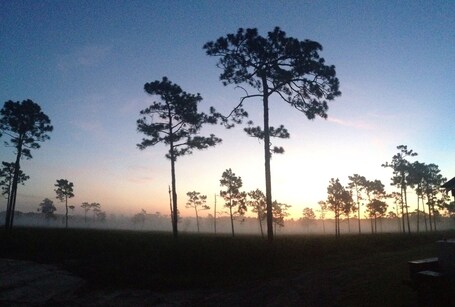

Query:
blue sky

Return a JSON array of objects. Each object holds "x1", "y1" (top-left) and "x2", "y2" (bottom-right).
[{"x1": 1, "y1": 0, "x2": 454, "y2": 218}]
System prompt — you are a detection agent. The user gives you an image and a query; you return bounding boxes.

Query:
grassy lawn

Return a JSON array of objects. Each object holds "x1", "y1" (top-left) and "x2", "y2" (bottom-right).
[{"x1": 1, "y1": 227, "x2": 453, "y2": 305}]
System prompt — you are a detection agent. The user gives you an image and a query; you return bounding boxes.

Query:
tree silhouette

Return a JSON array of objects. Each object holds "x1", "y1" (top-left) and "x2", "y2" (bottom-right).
[
  {"x1": 0, "y1": 161, "x2": 29, "y2": 207},
  {"x1": 382, "y1": 145, "x2": 417, "y2": 234},
  {"x1": 272, "y1": 200, "x2": 291, "y2": 235},
  {"x1": 81, "y1": 202, "x2": 91, "y2": 223},
  {"x1": 317, "y1": 200, "x2": 328, "y2": 234},
  {"x1": 327, "y1": 178, "x2": 352, "y2": 238},
  {"x1": 421, "y1": 163, "x2": 446, "y2": 231},
  {"x1": 132, "y1": 209, "x2": 147, "y2": 229},
  {"x1": 90, "y1": 202, "x2": 101, "y2": 221},
  {"x1": 363, "y1": 179, "x2": 387, "y2": 233},
  {"x1": 37, "y1": 198, "x2": 57, "y2": 222},
  {"x1": 137, "y1": 77, "x2": 221, "y2": 238},
  {"x1": 220, "y1": 168, "x2": 247, "y2": 237},
  {"x1": 348, "y1": 174, "x2": 366, "y2": 234},
  {"x1": 0, "y1": 100, "x2": 53, "y2": 231},
  {"x1": 186, "y1": 191, "x2": 209, "y2": 233},
  {"x1": 302, "y1": 207, "x2": 316, "y2": 233},
  {"x1": 247, "y1": 189, "x2": 267, "y2": 238},
  {"x1": 54, "y1": 179, "x2": 74, "y2": 229},
  {"x1": 342, "y1": 189, "x2": 356, "y2": 233},
  {"x1": 407, "y1": 161, "x2": 427, "y2": 232},
  {"x1": 204, "y1": 27, "x2": 341, "y2": 241}
]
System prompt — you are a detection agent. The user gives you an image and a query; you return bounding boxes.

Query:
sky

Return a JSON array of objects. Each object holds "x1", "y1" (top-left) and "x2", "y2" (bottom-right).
[{"x1": 1, "y1": 0, "x2": 454, "y2": 220}]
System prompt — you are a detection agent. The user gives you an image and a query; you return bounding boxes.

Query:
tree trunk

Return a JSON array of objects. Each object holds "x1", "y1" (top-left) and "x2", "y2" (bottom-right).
[
  {"x1": 170, "y1": 158, "x2": 178, "y2": 238},
  {"x1": 258, "y1": 213, "x2": 264, "y2": 238},
  {"x1": 262, "y1": 78, "x2": 273, "y2": 242},
  {"x1": 195, "y1": 207, "x2": 199, "y2": 233},
  {"x1": 400, "y1": 188, "x2": 405, "y2": 233},
  {"x1": 168, "y1": 108, "x2": 178, "y2": 239},
  {"x1": 357, "y1": 201, "x2": 361, "y2": 234},
  {"x1": 422, "y1": 196, "x2": 428, "y2": 231},
  {"x1": 433, "y1": 204, "x2": 437, "y2": 231},
  {"x1": 229, "y1": 200, "x2": 235, "y2": 237},
  {"x1": 416, "y1": 193, "x2": 420, "y2": 233},
  {"x1": 65, "y1": 196, "x2": 68, "y2": 229},
  {"x1": 5, "y1": 141, "x2": 23, "y2": 231},
  {"x1": 404, "y1": 185, "x2": 411, "y2": 234},
  {"x1": 213, "y1": 194, "x2": 217, "y2": 234}
]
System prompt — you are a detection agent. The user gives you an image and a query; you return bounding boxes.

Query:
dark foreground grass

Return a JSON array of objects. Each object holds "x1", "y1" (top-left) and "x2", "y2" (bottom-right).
[{"x1": 1, "y1": 227, "x2": 453, "y2": 305}]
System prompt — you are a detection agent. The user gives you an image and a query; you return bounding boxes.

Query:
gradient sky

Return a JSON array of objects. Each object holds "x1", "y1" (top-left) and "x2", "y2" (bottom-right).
[{"x1": 1, "y1": 0, "x2": 454, "y2": 219}]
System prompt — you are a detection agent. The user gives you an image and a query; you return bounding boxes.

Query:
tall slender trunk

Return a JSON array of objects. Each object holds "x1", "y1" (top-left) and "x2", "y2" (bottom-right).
[
  {"x1": 322, "y1": 218, "x2": 326, "y2": 234},
  {"x1": 229, "y1": 197, "x2": 235, "y2": 237},
  {"x1": 357, "y1": 201, "x2": 361, "y2": 234},
  {"x1": 213, "y1": 194, "x2": 217, "y2": 234},
  {"x1": 416, "y1": 193, "x2": 420, "y2": 233},
  {"x1": 258, "y1": 212, "x2": 264, "y2": 238},
  {"x1": 262, "y1": 77, "x2": 273, "y2": 242},
  {"x1": 433, "y1": 204, "x2": 437, "y2": 231},
  {"x1": 427, "y1": 197, "x2": 433, "y2": 231},
  {"x1": 403, "y1": 184, "x2": 411, "y2": 234},
  {"x1": 168, "y1": 185, "x2": 173, "y2": 227},
  {"x1": 400, "y1": 188, "x2": 405, "y2": 233},
  {"x1": 168, "y1": 107, "x2": 178, "y2": 239},
  {"x1": 5, "y1": 140, "x2": 23, "y2": 231},
  {"x1": 422, "y1": 196, "x2": 428, "y2": 231},
  {"x1": 195, "y1": 207, "x2": 199, "y2": 232},
  {"x1": 170, "y1": 158, "x2": 178, "y2": 238},
  {"x1": 65, "y1": 196, "x2": 68, "y2": 229}
]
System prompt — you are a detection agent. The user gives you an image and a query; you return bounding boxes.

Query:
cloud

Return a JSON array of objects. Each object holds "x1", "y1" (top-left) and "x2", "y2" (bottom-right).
[
  {"x1": 327, "y1": 116, "x2": 373, "y2": 130},
  {"x1": 57, "y1": 45, "x2": 112, "y2": 70}
]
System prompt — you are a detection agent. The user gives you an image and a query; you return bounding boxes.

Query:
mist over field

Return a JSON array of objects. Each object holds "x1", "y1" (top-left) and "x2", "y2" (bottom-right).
[{"x1": 3, "y1": 210, "x2": 455, "y2": 235}]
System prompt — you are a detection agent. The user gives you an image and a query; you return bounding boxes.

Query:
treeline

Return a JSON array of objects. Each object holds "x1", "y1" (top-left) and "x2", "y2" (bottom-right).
[{"x1": 306, "y1": 145, "x2": 453, "y2": 238}]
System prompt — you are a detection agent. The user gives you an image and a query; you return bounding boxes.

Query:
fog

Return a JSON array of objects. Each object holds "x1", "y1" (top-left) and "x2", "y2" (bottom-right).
[{"x1": 2, "y1": 210, "x2": 454, "y2": 235}]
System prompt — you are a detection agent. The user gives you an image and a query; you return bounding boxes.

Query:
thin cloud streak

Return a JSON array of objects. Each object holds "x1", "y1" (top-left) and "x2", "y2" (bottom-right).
[
  {"x1": 327, "y1": 116, "x2": 372, "y2": 130},
  {"x1": 57, "y1": 45, "x2": 112, "y2": 71}
]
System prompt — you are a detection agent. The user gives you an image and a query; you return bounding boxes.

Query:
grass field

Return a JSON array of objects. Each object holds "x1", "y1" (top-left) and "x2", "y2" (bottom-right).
[{"x1": 1, "y1": 227, "x2": 453, "y2": 305}]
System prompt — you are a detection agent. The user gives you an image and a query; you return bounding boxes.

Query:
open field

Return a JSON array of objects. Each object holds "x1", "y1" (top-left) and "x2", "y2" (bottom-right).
[{"x1": 1, "y1": 227, "x2": 454, "y2": 305}]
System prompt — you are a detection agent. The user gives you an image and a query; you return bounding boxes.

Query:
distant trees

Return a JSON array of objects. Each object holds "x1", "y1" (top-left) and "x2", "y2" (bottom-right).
[
  {"x1": 364, "y1": 179, "x2": 387, "y2": 234},
  {"x1": 186, "y1": 191, "x2": 209, "y2": 233},
  {"x1": 54, "y1": 179, "x2": 74, "y2": 229},
  {"x1": 136, "y1": 77, "x2": 221, "y2": 238},
  {"x1": 317, "y1": 200, "x2": 328, "y2": 234},
  {"x1": 302, "y1": 207, "x2": 316, "y2": 233},
  {"x1": 219, "y1": 168, "x2": 247, "y2": 237},
  {"x1": 132, "y1": 209, "x2": 147, "y2": 229},
  {"x1": 37, "y1": 198, "x2": 57, "y2": 221},
  {"x1": 348, "y1": 174, "x2": 366, "y2": 234},
  {"x1": 79, "y1": 201, "x2": 105, "y2": 224},
  {"x1": 89, "y1": 202, "x2": 106, "y2": 222},
  {"x1": 247, "y1": 189, "x2": 267, "y2": 238},
  {"x1": 327, "y1": 178, "x2": 352, "y2": 238},
  {"x1": 382, "y1": 145, "x2": 417, "y2": 234},
  {"x1": 272, "y1": 201, "x2": 291, "y2": 234},
  {"x1": 0, "y1": 100, "x2": 53, "y2": 231},
  {"x1": 81, "y1": 202, "x2": 91, "y2": 223},
  {"x1": 205, "y1": 27, "x2": 341, "y2": 241},
  {"x1": 420, "y1": 163, "x2": 446, "y2": 231}
]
